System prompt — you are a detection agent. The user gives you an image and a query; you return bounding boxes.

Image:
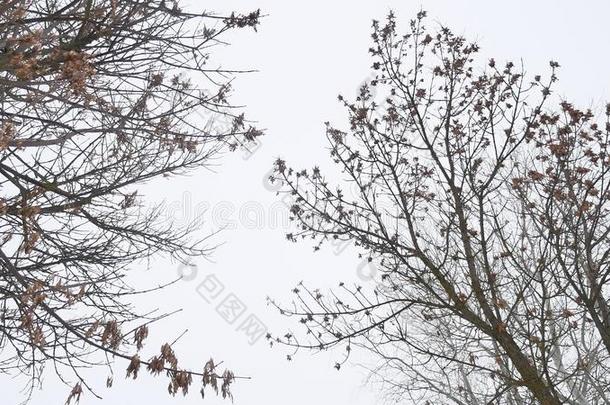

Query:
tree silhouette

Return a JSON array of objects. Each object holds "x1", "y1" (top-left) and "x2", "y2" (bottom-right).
[
  {"x1": 0, "y1": 0, "x2": 260, "y2": 401},
  {"x1": 271, "y1": 11, "x2": 610, "y2": 405}
]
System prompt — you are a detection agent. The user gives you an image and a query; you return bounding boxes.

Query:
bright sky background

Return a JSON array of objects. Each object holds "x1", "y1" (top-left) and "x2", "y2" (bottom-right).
[{"x1": 3, "y1": 1, "x2": 610, "y2": 404}]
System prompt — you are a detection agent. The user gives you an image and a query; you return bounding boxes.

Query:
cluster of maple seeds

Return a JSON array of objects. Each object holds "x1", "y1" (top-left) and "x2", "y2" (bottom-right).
[
  {"x1": 160, "y1": 134, "x2": 199, "y2": 154},
  {"x1": 0, "y1": 122, "x2": 15, "y2": 150},
  {"x1": 59, "y1": 50, "x2": 95, "y2": 95},
  {"x1": 18, "y1": 202, "x2": 41, "y2": 254},
  {"x1": 18, "y1": 282, "x2": 48, "y2": 346},
  {"x1": 124, "y1": 340, "x2": 235, "y2": 400},
  {"x1": 2, "y1": 28, "x2": 95, "y2": 97},
  {"x1": 17, "y1": 280, "x2": 87, "y2": 348}
]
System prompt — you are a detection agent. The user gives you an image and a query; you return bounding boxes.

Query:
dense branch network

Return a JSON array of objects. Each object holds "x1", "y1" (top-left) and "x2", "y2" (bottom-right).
[
  {"x1": 0, "y1": 0, "x2": 260, "y2": 401},
  {"x1": 270, "y1": 11, "x2": 610, "y2": 405}
]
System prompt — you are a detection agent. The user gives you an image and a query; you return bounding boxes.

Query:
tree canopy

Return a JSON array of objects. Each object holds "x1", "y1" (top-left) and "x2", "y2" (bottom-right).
[
  {"x1": 0, "y1": 0, "x2": 260, "y2": 401},
  {"x1": 272, "y1": 11, "x2": 610, "y2": 405}
]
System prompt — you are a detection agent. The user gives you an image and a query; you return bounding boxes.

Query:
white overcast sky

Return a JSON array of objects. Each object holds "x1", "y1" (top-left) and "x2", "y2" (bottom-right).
[{"x1": 3, "y1": 1, "x2": 610, "y2": 404}]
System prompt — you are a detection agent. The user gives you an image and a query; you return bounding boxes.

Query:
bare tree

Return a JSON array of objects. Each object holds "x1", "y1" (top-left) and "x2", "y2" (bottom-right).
[
  {"x1": 271, "y1": 11, "x2": 610, "y2": 405},
  {"x1": 0, "y1": 0, "x2": 260, "y2": 401}
]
